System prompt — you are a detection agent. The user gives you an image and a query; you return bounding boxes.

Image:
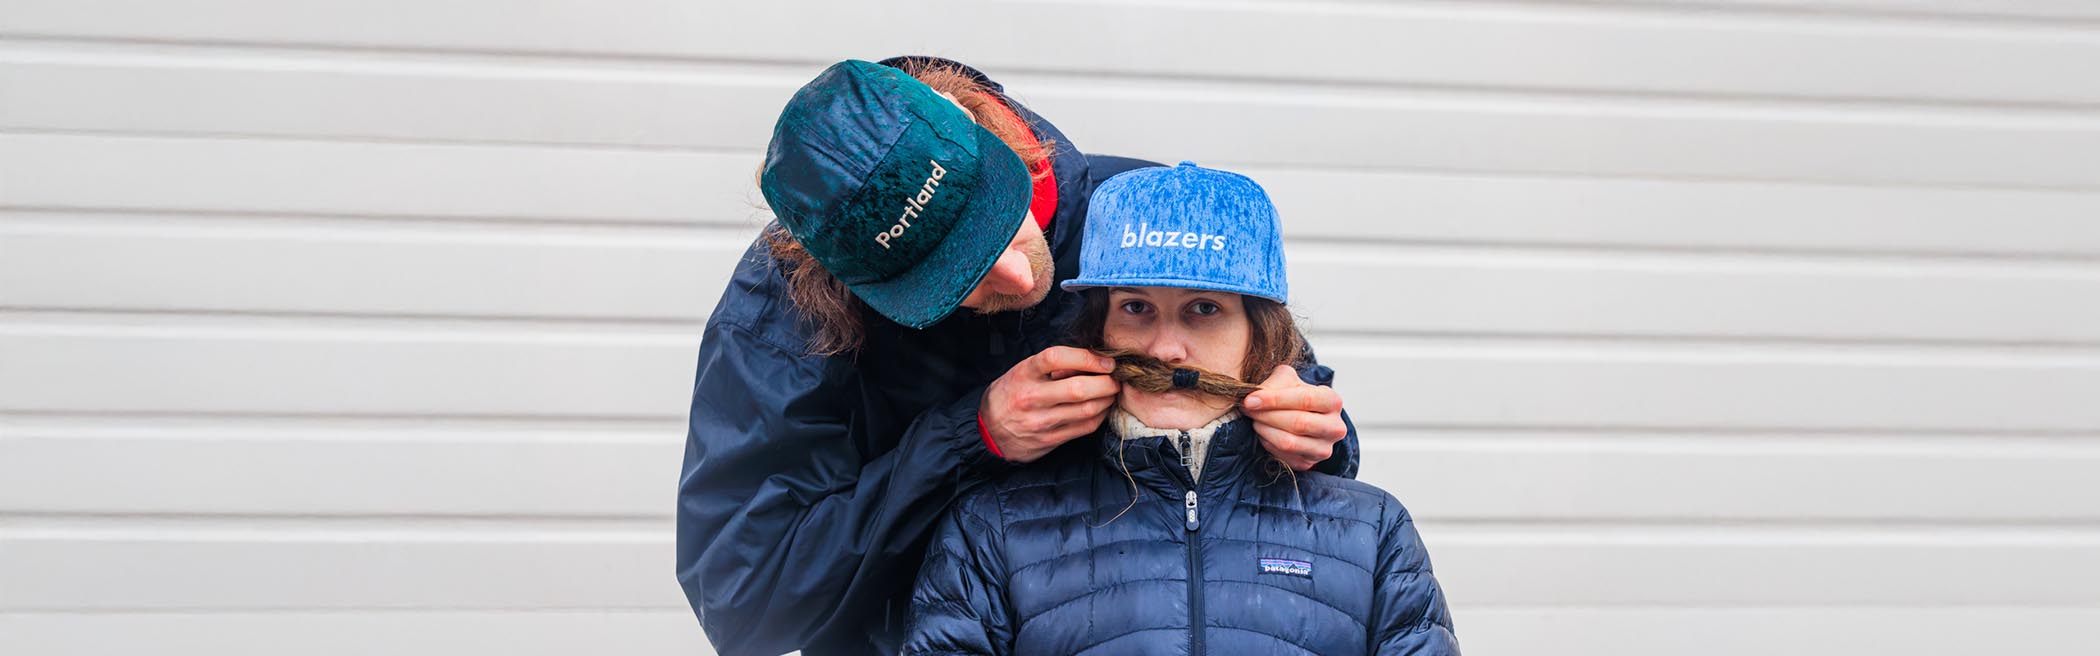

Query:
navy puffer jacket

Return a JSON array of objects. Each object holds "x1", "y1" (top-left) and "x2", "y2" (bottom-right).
[{"x1": 904, "y1": 417, "x2": 1458, "y2": 655}]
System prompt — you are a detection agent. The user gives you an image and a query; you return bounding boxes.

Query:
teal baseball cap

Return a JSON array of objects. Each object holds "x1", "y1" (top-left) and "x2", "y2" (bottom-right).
[
  {"x1": 759, "y1": 60, "x2": 1033, "y2": 329},
  {"x1": 1063, "y1": 162, "x2": 1290, "y2": 304}
]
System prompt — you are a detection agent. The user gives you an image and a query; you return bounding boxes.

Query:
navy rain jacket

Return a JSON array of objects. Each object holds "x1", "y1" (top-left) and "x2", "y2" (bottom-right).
[
  {"x1": 676, "y1": 57, "x2": 1361, "y2": 656},
  {"x1": 903, "y1": 418, "x2": 1458, "y2": 655}
]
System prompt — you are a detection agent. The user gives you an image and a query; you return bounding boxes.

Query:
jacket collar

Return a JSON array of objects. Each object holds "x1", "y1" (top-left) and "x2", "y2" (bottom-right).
[
  {"x1": 1097, "y1": 412, "x2": 1260, "y2": 495},
  {"x1": 1108, "y1": 408, "x2": 1239, "y2": 441}
]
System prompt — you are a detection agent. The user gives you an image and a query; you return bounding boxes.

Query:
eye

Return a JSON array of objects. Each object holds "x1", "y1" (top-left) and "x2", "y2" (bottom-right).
[
  {"x1": 1119, "y1": 300, "x2": 1152, "y2": 315},
  {"x1": 1188, "y1": 300, "x2": 1222, "y2": 316}
]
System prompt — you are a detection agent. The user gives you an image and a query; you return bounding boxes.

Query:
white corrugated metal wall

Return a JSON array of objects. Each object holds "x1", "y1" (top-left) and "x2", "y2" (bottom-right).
[{"x1": 4, "y1": 1, "x2": 2098, "y2": 654}]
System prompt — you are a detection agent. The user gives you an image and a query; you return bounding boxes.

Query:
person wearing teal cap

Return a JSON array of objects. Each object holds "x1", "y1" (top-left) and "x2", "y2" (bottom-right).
[{"x1": 677, "y1": 58, "x2": 1363, "y2": 655}]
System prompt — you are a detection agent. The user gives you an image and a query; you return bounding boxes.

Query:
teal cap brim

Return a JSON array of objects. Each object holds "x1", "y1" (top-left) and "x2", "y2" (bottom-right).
[{"x1": 850, "y1": 123, "x2": 1032, "y2": 329}]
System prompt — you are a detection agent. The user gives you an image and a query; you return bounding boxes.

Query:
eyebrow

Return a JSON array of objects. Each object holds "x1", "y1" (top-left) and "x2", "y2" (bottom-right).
[{"x1": 1109, "y1": 287, "x2": 1230, "y2": 305}]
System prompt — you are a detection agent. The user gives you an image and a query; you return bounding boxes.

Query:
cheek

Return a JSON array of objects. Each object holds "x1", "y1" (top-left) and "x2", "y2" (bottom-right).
[
  {"x1": 1102, "y1": 319, "x2": 1145, "y2": 351},
  {"x1": 1195, "y1": 323, "x2": 1253, "y2": 377}
]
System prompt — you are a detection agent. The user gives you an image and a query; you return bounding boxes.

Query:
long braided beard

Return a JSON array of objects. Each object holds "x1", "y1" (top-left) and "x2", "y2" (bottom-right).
[{"x1": 1093, "y1": 349, "x2": 1260, "y2": 401}]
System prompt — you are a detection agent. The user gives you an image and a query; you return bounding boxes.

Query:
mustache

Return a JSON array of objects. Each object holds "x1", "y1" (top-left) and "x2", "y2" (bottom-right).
[{"x1": 1094, "y1": 349, "x2": 1261, "y2": 401}]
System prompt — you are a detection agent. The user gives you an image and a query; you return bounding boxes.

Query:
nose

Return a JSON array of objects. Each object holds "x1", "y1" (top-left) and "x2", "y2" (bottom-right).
[
  {"x1": 1141, "y1": 324, "x2": 1190, "y2": 365},
  {"x1": 981, "y1": 247, "x2": 1034, "y2": 295}
]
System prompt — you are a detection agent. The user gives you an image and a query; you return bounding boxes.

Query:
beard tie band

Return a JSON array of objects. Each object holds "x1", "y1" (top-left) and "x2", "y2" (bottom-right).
[{"x1": 1171, "y1": 368, "x2": 1200, "y2": 390}]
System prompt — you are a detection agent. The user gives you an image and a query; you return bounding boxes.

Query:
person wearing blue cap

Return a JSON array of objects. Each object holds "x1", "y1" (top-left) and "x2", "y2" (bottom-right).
[
  {"x1": 901, "y1": 163, "x2": 1459, "y2": 656},
  {"x1": 677, "y1": 58, "x2": 1366, "y2": 655}
]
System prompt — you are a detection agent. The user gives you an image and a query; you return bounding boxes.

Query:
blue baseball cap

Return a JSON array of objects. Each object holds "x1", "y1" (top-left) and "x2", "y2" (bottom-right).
[
  {"x1": 1062, "y1": 162, "x2": 1289, "y2": 303},
  {"x1": 759, "y1": 60, "x2": 1033, "y2": 329}
]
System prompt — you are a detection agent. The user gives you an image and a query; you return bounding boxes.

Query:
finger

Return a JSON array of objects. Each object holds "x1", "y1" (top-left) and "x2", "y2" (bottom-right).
[
  {"x1": 1044, "y1": 409, "x2": 1114, "y2": 445},
  {"x1": 1251, "y1": 423, "x2": 1334, "y2": 470},
  {"x1": 1032, "y1": 346, "x2": 1116, "y2": 377},
  {"x1": 1248, "y1": 408, "x2": 1349, "y2": 442},
  {"x1": 1251, "y1": 422, "x2": 1318, "y2": 458},
  {"x1": 1256, "y1": 364, "x2": 1302, "y2": 389},
  {"x1": 1041, "y1": 373, "x2": 1121, "y2": 405},
  {"x1": 1262, "y1": 449, "x2": 1317, "y2": 472},
  {"x1": 1250, "y1": 423, "x2": 1327, "y2": 459},
  {"x1": 1244, "y1": 385, "x2": 1342, "y2": 415},
  {"x1": 1040, "y1": 395, "x2": 1116, "y2": 427},
  {"x1": 1243, "y1": 366, "x2": 1307, "y2": 410}
]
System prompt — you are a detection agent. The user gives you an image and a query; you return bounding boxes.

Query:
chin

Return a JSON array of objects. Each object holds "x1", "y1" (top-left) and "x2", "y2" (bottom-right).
[
  {"x1": 1023, "y1": 282, "x2": 1053, "y2": 308},
  {"x1": 1122, "y1": 391, "x2": 1235, "y2": 430},
  {"x1": 970, "y1": 281, "x2": 1054, "y2": 315}
]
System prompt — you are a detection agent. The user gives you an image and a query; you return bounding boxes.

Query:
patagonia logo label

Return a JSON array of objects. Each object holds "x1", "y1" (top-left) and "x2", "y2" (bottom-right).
[
  {"x1": 1258, "y1": 558, "x2": 1312, "y2": 578},
  {"x1": 1121, "y1": 222, "x2": 1226, "y2": 251},
  {"x1": 876, "y1": 160, "x2": 947, "y2": 250}
]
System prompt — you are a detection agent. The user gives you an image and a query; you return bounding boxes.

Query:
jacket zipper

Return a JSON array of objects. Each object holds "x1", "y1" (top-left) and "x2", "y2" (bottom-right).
[{"x1": 1179, "y1": 430, "x2": 1204, "y2": 656}]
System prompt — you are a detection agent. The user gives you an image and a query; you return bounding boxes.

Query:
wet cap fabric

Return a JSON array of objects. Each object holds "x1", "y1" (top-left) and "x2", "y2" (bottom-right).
[
  {"x1": 759, "y1": 60, "x2": 1033, "y2": 329},
  {"x1": 1061, "y1": 162, "x2": 1289, "y2": 304}
]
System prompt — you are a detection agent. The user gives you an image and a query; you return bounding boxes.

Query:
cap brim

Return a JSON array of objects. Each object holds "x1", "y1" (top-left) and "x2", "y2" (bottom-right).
[
  {"x1": 851, "y1": 124, "x2": 1033, "y2": 329},
  {"x1": 1060, "y1": 276, "x2": 1287, "y2": 305}
]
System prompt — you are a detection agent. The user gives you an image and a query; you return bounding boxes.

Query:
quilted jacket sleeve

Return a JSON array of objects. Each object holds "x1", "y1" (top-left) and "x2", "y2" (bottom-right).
[
  {"x1": 1369, "y1": 492, "x2": 1461, "y2": 655},
  {"x1": 902, "y1": 490, "x2": 1015, "y2": 656}
]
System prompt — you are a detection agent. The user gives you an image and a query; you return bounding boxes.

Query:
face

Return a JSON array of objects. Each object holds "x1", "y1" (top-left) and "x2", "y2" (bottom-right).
[
  {"x1": 1103, "y1": 287, "x2": 1251, "y2": 429},
  {"x1": 959, "y1": 215, "x2": 1053, "y2": 314},
  {"x1": 938, "y1": 91, "x2": 1054, "y2": 315}
]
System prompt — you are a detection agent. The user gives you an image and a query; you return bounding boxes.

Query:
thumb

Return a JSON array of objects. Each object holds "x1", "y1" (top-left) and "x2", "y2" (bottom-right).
[{"x1": 1243, "y1": 365, "x2": 1301, "y2": 411}]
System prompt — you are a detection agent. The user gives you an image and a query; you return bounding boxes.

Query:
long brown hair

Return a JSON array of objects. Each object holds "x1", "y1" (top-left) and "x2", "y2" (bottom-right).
[
  {"x1": 1068, "y1": 288, "x2": 1306, "y2": 383},
  {"x1": 764, "y1": 61, "x2": 1056, "y2": 355}
]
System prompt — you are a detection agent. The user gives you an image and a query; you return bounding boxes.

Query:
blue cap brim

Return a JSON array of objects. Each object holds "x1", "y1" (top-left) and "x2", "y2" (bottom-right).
[{"x1": 1059, "y1": 275, "x2": 1287, "y2": 305}]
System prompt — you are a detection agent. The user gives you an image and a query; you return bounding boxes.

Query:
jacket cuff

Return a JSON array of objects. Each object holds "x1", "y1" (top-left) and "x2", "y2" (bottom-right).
[
  {"x1": 976, "y1": 415, "x2": 1007, "y2": 460},
  {"x1": 1296, "y1": 361, "x2": 1336, "y2": 387},
  {"x1": 946, "y1": 386, "x2": 1014, "y2": 478}
]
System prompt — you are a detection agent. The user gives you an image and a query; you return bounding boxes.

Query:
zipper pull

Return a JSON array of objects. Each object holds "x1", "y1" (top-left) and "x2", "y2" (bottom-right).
[
  {"x1": 1178, "y1": 431, "x2": 1193, "y2": 478},
  {"x1": 1184, "y1": 489, "x2": 1199, "y2": 531}
]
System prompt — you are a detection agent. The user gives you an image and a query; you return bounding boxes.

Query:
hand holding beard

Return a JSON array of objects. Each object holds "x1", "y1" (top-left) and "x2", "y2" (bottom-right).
[{"x1": 979, "y1": 347, "x2": 1120, "y2": 463}]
